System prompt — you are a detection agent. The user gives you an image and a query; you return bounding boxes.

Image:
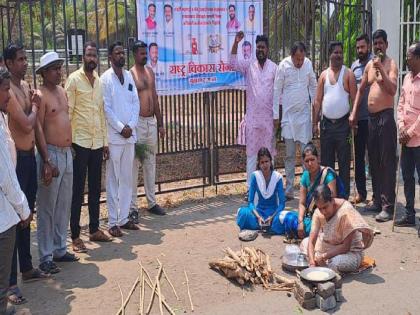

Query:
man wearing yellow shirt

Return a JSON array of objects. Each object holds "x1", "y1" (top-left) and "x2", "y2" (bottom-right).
[{"x1": 65, "y1": 41, "x2": 111, "y2": 253}]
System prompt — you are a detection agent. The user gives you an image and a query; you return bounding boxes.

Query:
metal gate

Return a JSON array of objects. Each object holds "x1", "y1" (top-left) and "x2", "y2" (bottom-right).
[
  {"x1": 0, "y1": 0, "x2": 371, "y2": 195},
  {"x1": 400, "y1": 0, "x2": 420, "y2": 81}
]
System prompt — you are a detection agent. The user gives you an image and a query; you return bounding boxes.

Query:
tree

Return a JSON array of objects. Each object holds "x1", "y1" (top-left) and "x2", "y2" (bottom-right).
[
  {"x1": 265, "y1": 0, "x2": 370, "y2": 73},
  {"x1": 0, "y1": 0, "x2": 136, "y2": 51}
]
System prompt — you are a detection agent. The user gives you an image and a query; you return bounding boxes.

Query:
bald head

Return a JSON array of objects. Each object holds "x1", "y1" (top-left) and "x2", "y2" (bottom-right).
[
  {"x1": 407, "y1": 42, "x2": 420, "y2": 75},
  {"x1": 409, "y1": 42, "x2": 420, "y2": 56}
]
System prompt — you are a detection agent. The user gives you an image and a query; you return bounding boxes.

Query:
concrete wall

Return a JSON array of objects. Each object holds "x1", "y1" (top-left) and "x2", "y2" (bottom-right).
[{"x1": 372, "y1": 0, "x2": 400, "y2": 65}]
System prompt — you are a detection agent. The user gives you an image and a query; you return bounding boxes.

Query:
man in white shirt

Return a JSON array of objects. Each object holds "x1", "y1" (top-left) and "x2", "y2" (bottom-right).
[
  {"x1": 0, "y1": 67, "x2": 31, "y2": 315},
  {"x1": 273, "y1": 42, "x2": 317, "y2": 200},
  {"x1": 163, "y1": 4, "x2": 174, "y2": 34},
  {"x1": 246, "y1": 4, "x2": 255, "y2": 31},
  {"x1": 101, "y1": 41, "x2": 140, "y2": 237},
  {"x1": 148, "y1": 43, "x2": 165, "y2": 79}
]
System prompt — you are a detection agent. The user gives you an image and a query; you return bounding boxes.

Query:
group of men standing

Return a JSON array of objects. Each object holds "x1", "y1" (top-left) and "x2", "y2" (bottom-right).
[
  {"x1": 1, "y1": 26, "x2": 420, "y2": 314},
  {"x1": 0, "y1": 40, "x2": 165, "y2": 313},
  {"x1": 232, "y1": 28, "x2": 420, "y2": 227}
]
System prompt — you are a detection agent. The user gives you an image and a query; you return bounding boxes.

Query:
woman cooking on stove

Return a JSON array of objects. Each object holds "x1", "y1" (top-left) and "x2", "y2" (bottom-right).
[{"x1": 301, "y1": 184, "x2": 374, "y2": 273}]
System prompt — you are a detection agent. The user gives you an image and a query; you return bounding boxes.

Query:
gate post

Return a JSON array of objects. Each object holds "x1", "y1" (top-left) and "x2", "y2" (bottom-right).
[
  {"x1": 204, "y1": 91, "x2": 215, "y2": 186},
  {"x1": 372, "y1": 0, "x2": 400, "y2": 65}
]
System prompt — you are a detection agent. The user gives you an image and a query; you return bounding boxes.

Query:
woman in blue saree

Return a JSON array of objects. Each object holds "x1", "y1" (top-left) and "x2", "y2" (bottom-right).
[
  {"x1": 236, "y1": 144, "x2": 339, "y2": 239},
  {"x1": 237, "y1": 147, "x2": 289, "y2": 236}
]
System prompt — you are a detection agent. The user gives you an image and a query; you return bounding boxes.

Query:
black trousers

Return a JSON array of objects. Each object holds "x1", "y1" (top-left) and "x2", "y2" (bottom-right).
[
  {"x1": 10, "y1": 152, "x2": 37, "y2": 286},
  {"x1": 70, "y1": 143, "x2": 103, "y2": 239},
  {"x1": 354, "y1": 119, "x2": 369, "y2": 199},
  {"x1": 320, "y1": 116, "x2": 351, "y2": 197},
  {"x1": 401, "y1": 145, "x2": 420, "y2": 218},
  {"x1": 368, "y1": 109, "x2": 397, "y2": 214}
]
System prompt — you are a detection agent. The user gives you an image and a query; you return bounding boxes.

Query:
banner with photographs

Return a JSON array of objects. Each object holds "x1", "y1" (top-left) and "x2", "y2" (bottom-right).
[{"x1": 137, "y1": 0, "x2": 263, "y2": 95}]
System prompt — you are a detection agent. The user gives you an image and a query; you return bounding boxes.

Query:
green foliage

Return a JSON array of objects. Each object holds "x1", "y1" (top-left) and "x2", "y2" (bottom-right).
[
  {"x1": 266, "y1": 1, "x2": 368, "y2": 72},
  {"x1": 336, "y1": 0, "x2": 363, "y2": 66},
  {"x1": 3, "y1": 0, "x2": 136, "y2": 51},
  {"x1": 135, "y1": 143, "x2": 151, "y2": 162}
]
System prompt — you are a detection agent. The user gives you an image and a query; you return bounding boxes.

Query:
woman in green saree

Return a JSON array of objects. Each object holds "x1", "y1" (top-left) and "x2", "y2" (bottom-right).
[{"x1": 296, "y1": 143, "x2": 338, "y2": 238}]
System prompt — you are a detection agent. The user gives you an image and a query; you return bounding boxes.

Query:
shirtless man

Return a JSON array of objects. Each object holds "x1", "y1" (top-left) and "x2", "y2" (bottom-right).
[
  {"x1": 35, "y1": 51, "x2": 78, "y2": 274},
  {"x1": 130, "y1": 41, "x2": 166, "y2": 218},
  {"x1": 349, "y1": 29, "x2": 398, "y2": 222},
  {"x1": 3, "y1": 43, "x2": 48, "y2": 305}
]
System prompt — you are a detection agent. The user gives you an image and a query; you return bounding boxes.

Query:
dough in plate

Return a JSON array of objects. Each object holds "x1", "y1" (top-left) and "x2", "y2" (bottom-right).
[{"x1": 306, "y1": 270, "x2": 329, "y2": 281}]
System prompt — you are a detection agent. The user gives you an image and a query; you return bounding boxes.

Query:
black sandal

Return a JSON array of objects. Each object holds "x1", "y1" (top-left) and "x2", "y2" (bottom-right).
[
  {"x1": 120, "y1": 221, "x2": 140, "y2": 230},
  {"x1": 53, "y1": 252, "x2": 80, "y2": 262}
]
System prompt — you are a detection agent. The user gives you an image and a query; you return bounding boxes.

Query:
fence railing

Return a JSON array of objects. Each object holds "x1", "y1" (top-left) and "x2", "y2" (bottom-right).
[{"x1": 400, "y1": 0, "x2": 420, "y2": 81}]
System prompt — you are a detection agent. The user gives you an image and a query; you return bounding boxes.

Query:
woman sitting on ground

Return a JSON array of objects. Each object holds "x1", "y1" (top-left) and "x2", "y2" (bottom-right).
[
  {"x1": 296, "y1": 143, "x2": 339, "y2": 239},
  {"x1": 301, "y1": 184, "x2": 374, "y2": 273},
  {"x1": 275, "y1": 143, "x2": 340, "y2": 239},
  {"x1": 236, "y1": 147, "x2": 288, "y2": 238}
]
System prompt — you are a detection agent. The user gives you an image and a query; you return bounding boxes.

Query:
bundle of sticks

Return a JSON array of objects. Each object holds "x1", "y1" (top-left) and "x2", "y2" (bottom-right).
[
  {"x1": 116, "y1": 259, "x2": 194, "y2": 315},
  {"x1": 209, "y1": 247, "x2": 295, "y2": 291}
]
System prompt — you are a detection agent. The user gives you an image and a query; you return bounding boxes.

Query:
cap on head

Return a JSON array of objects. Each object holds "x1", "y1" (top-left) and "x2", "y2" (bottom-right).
[{"x1": 36, "y1": 51, "x2": 64, "y2": 74}]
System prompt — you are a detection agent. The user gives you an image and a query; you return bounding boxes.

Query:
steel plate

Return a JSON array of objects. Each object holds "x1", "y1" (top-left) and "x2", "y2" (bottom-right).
[
  {"x1": 282, "y1": 253, "x2": 309, "y2": 272},
  {"x1": 300, "y1": 267, "x2": 336, "y2": 282}
]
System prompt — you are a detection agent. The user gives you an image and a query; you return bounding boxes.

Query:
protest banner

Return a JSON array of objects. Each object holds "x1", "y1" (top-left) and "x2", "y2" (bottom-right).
[{"x1": 137, "y1": 0, "x2": 263, "y2": 95}]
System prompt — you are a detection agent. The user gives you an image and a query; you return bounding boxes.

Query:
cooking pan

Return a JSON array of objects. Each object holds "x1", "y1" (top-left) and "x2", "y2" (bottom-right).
[{"x1": 300, "y1": 266, "x2": 336, "y2": 282}]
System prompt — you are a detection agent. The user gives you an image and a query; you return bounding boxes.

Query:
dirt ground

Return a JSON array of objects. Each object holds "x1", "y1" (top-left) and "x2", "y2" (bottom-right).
[{"x1": 13, "y1": 179, "x2": 420, "y2": 315}]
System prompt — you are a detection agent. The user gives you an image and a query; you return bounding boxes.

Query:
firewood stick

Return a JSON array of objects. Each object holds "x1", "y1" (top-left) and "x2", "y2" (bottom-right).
[
  {"x1": 139, "y1": 267, "x2": 144, "y2": 315},
  {"x1": 184, "y1": 269, "x2": 194, "y2": 312},
  {"x1": 157, "y1": 258, "x2": 181, "y2": 301},
  {"x1": 116, "y1": 276, "x2": 140, "y2": 315},
  {"x1": 145, "y1": 264, "x2": 163, "y2": 315},
  {"x1": 138, "y1": 263, "x2": 153, "y2": 283},
  {"x1": 156, "y1": 272, "x2": 164, "y2": 315},
  {"x1": 209, "y1": 260, "x2": 237, "y2": 270},
  {"x1": 117, "y1": 283, "x2": 125, "y2": 315},
  {"x1": 266, "y1": 255, "x2": 272, "y2": 273},
  {"x1": 268, "y1": 287, "x2": 293, "y2": 292},
  {"x1": 244, "y1": 247, "x2": 258, "y2": 261},
  {"x1": 138, "y1": 262, "x2": 176, "y2": 315},
  {"x1": 273, "y1": 273, "x2": 295, "y2": 285},
  {"x1": 155, "y1": 259, "x2": 164, "y2": 315},
  {"x1": 257, "y1": 248, "x2": 267, "y2": 256},
  {"x1": 392, "y1": 143, "x2": 402, "y2": 232},
  {"x1": 143, "y1": 273, "x2": 176, "y2": 315},
  {"x1": 225, "y1": 247, "x2": 243, "y2": 266},
  {"x1": 250, "y1": 248, "x2": 259, "y2": 261}
]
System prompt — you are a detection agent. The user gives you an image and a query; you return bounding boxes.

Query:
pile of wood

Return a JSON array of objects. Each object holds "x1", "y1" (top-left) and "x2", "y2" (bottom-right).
[
  {"x1": 116, "y1": 259, "x2": 194, "y2": 315},
  {"x1": 209, "y1": 247, "x2": 296, "y2": 291}
]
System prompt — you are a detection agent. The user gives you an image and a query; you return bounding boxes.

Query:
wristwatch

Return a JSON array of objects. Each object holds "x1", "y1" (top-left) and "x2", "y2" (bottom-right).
[{"x1": 44, "y1": 157, "x2": 52, "y2": 164}]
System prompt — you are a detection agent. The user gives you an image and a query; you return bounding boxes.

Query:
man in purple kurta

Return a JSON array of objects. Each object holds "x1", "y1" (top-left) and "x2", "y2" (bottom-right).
[{"x1": 230, "y1": 31, "x2": 278, "y2": 190}]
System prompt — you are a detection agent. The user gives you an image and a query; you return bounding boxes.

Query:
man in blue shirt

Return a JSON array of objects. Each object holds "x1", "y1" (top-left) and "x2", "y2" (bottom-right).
[{"x1": 351, "y1": 34, "x2": 373, "y2": 204}]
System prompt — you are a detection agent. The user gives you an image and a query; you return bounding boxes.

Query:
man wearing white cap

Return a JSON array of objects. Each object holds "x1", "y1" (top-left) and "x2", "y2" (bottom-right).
[{"x1": 35, "y1": 51, "x2": 78, "y2": 275}]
